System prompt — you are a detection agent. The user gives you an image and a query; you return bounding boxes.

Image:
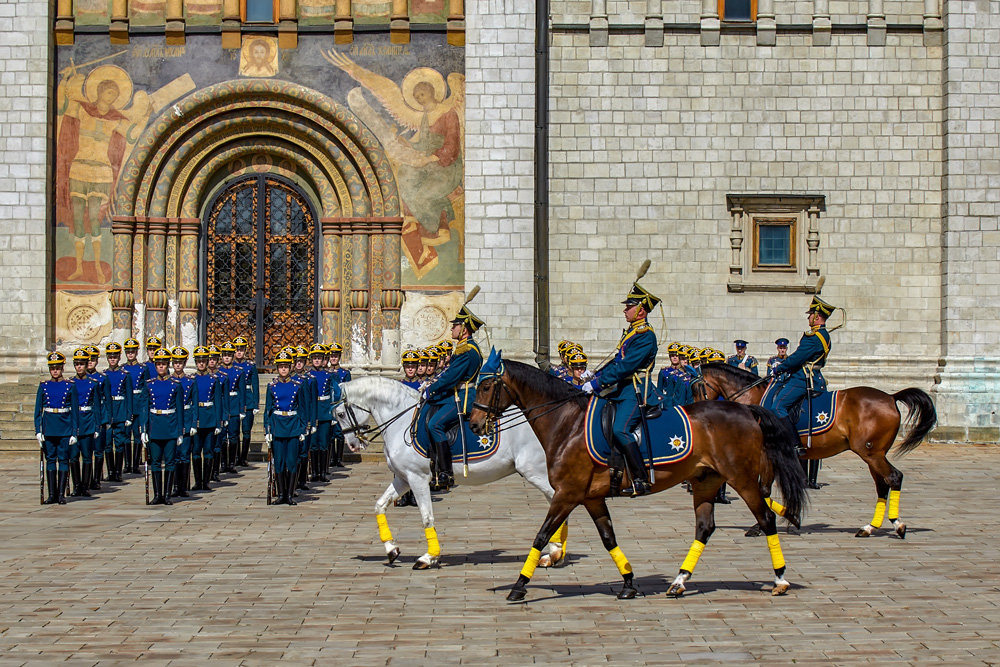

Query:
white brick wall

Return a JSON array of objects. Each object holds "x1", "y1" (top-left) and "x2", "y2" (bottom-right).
[{"x1": 0, "y1": 0, "x2": 50, "y2": 380}]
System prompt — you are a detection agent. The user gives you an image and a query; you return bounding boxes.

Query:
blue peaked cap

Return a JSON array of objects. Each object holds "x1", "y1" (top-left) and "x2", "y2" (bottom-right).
[{"x1": 477, "y1": 347, "x2": 503, "y2": 384}]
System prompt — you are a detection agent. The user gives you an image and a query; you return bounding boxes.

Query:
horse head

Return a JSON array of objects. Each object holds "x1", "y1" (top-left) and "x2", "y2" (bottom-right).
[
  {"x1": 469, "y1": 348, "x2": 512, "y2": 436},
  {"x1": 332, "y1": 388, "x2": 371, "y2": 453}
]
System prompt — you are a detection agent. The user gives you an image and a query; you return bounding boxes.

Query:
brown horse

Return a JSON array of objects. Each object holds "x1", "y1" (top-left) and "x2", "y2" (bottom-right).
[
  {"x1": 694, "y1": 362, "x2": 937, "y2": 539},
  {"x1": 468, "y1": 357, "x2": 809, "y2": 602}
]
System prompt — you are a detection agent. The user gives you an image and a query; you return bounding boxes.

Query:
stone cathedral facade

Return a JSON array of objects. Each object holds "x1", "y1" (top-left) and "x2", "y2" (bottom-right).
[{"x1": 1, "y1": 0, "x2": 999, "y2": 439}]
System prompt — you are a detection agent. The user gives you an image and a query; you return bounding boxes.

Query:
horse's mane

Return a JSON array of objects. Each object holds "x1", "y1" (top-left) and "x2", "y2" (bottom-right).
[
  {"x1": 700, "y1": 362, "x2": 761, "y2": 386},
  {"x1": 504, "y1": 360, "x2": 590, "y2": 408},
  {"x1": 341, "y1": 375, "x2": 419, "y2": 411}
]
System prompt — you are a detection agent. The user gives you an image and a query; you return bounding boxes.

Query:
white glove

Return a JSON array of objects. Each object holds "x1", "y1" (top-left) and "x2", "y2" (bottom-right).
[
  {"x1": 125, "y1": 420, "x2": 132, "y2": 427},
  {"x1": 214, "y1": 427, "x2": 221, "y2": 435},
  {"x1": 239, "y1": 413, "x2": 245, "y2": 419},
  {"x1": 581, "y1": 381, "x2": 597, "y2": 394},
  {"x1": 265, "y1": 433, "x2": 273, "y2": 445},
  {"x1": 141, "y1": 432, "x2": 149, "y2": 445},
  {"x1": 311, "y1": 426, "x2": 317, "y2": 434},
  {"x1": 298, "y1": 434, "x2": 305, "y2": 442},
  {"x1": 94, "y1": 431, "x2": 99, "y2": 439},
  {"x1": 177, "y1": 436, "x2": 183, "y2": 446},
  {"x1": 421, "y1": 389, "x2": 429, "y2": 400},
  {"x1": 222, "y1": 421, "x2": 228, "y2": 428},
  {"x1": 36, "y1": 432, "x2": 44, "y2": 447},
  {"x1": 253, "y1": 409, "x2": 259, "y2": 415},
  {"x1": 189, "y1": 427, "x2": 197, "y2": 436},
  {"x1": 69, "y1": 436, "x2": 78, "y2": 446}
]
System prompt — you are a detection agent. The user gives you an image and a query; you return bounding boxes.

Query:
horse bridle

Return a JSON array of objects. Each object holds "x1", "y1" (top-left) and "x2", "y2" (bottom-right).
[
  {"x1": 472, "y1": 375, "x2": 587, "y2": 435},
  {"x1": 334, "y1": 396, "x2": 418, "y2": 447},
  {"x1": 693, "y1": 375, "x2": 770, "y2": 402}
]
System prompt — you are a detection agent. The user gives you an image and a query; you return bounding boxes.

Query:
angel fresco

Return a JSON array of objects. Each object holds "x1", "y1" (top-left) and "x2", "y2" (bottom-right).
[{"x1": 323, "y1": 51, "x2": 464, "y2": 284}]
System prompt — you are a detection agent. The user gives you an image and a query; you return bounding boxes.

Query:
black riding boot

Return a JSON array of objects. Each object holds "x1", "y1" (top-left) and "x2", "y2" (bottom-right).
[
  {"x1": 70, "y1": 460, "x2": 82, "y2": 496},
  {"x1": 164, "y1": 472, "x2": 174, "y2": 505},
  {"x1": 284, "y1": 471, "x2": 297, "y2": 505},
  {"x1": 150, "y1": 470, "x2": 164, "y2": 505},
  {"x1": 715, "y1": 482, "x2": 732, "y2": 504},
  {"x1": 43, "y1": 470, "x2": 59, "y2": 504},
  {"x1": 178, "y1": 463, "x2": 191, "y2": 497},
  {"x1": 618, "y1": 441, "x2": 650, "y2": 497},
  {"x1": 211, "y1": 455, "x2": 221, "y2": 482},
  {"x1": 239, "y1": 436, "x2": 250, "y2": 467},
  {"x1": 807, "y1": 459, "x2": 820, "y2": 489},
  {"x1": 80, "y1": 462, "x2": 93, "y2": 497},
  {"x1": 129, "y1": 441, "x2": 141, "y2": 474},
  {"x1": 57, "y1": 471, "x2": 68, "y2": 504},
  {"x1": 333, "y1": 435, "x2": 346, "y2": 467},
  {"x1": 192, "y1": 457, "x2": 204, "y2": 491},
  {"x1": 430, "y1": 441, "x2": 452, "y2": 491},
  {"x1": 91, "y1": 457, "x2": 103, "y2": 490},
  {"x1": 297, "y1": 460, "x2": 309, "y2": 490},
  {"x1": 315, "y1": 452, "x2": 328, "y2": 482}
]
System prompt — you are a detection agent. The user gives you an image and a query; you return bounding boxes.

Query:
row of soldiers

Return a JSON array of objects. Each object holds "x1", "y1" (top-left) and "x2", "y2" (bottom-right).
[
  {"x1": 33, "y1": 336, "x2": 352, "y2": 506},
  {"x1": 400, "y1": 341, "x2": 455, "y2": 389}
]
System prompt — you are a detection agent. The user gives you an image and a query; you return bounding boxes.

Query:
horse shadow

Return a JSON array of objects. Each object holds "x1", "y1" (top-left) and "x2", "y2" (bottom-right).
[
  {"x1": 721, "y1": 521, "x2": 933, "y2": 538},
  {"x1": 353, "y1": 548, "x2": 586, "y2": 568},
  {"x1": 492, "y1": 575, "x2": 804, "y2": 602}
]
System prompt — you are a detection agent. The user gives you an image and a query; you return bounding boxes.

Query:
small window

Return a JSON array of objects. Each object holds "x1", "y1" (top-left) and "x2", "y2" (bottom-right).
[
  {"x1": 243, "y1": 0, "x2": 277, "y2": 23},
  {"x1": 719, "y1": 0, "x2": 757, "y2": 21},
  {"x1": 753, "y1": 217, "x2": 796, "y2": 271}
]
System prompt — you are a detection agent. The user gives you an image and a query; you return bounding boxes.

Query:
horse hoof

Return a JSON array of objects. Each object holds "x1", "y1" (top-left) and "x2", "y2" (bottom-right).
[
  {"x1": 895, "y1": 523, "x2": 907, "y2": 539},
  {"x1": 538, "y1": 554, "x2": 552, "y2": 568},
  {"x1": 745, "y1": 525, "x2": 763, "y2": 537},
  {"x1": 506, "y1": 587, "x2": 527, "y2": 602},
  {"x1": 855, "y1": 528, "x2": 872, "y2": 538},
  {"x1": 412, "y1": 560, "x2": 428, "y2": 570},
  {"x1": 617, "y1": 586, "x2": 637, "y2": 600},
  {"x1": 387, "y1": 547, "x2": 400, "y2": 565},
  {"x1": 772, "y1": 582, "x2": 790, "y2": 596},
  {"x1": 666, "y1": 584, "x2": 685, "y2": 598}
]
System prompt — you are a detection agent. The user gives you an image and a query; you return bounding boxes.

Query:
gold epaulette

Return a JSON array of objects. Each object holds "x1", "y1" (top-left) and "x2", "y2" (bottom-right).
[
  {"x1": 803, "y1": 330, "x2": 815, "y2": 337},
  {"x1": 454, "y1": 340, "x2": 473, "y2": 354},
  {"x1": 634, "y1": 323, "x2": 651, "y2": 334}
]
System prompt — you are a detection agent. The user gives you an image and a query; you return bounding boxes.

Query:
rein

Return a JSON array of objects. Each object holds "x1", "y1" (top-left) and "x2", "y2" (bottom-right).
[
  {"x1": 697, "y1": 373, "x2": 770, "y2": 402},
  {"x1": 473, "y1": 377, "x2": 584, "y2": 435},
  {"x1": 337, "y1": 397, "x2": 417, "y2": 445}
]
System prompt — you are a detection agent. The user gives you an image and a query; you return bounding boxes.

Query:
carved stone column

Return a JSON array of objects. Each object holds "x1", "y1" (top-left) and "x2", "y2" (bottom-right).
[
  {"x1": 145, "y1": 218, "x2": 168, "y2": 340},
  {"x1": 111, "y1": 0, "x2": 129, "y2": 44},
  {"x1": 812, "y1": 0, "x2": 831, "y2": 46},
  {"x1": 164, "y1": 218, "x2": 181, "y2": 345},
  {"x1": 447, "y1": 0, "x2": 465, "y2": 46},
  {"x1": 320, "y1": 218, "x2": 343, "y2": 348},
  {"x1": 867, "y1": 0, "x2": 887, "y2": 46},
  {"x1": 756, "y1": 0, "x2": 776, "y2": 45},
  {"x1": 348, "y1": 231, "x2": 370, "y2": 364},
  {"x1": 645, "y1": 0, "x2": 663, "y2": 47},
  {"x1": 335, "y1": 0, "x2": 353, "y2": 44},
  {"x1": 727, "y1": 206, "x2": 744, "y2": 291},
  {"x1": 923, "y1": 0, "x2": 942, "y2": 46},
  {"x1": 177, "y1": 219, "x2": 201, "y2": 352},
  {"x1": 391, "y1": 0, "x2": 409, "y2": 44},
  {"x1": 55, "y1": 0, "x2": 74, "y2": 45},
  {"x1": 806, "y1": 205, "x2": 821, "y2": 277},
  {"x1": 279, "y1": 0, "x2": 298, "y2": 48},
  {"x1": 590, "y1": 0, "x2": 609, "y2": 47},
  {"x1": 131, "y1": 217, "x2": 148, "y2": 340},
  {"x1": 111, "y1": 216, "x2": 135, "y2": 340},
  {"x1": 379, "y1": 219, "x2": 404, "y2": 364}
]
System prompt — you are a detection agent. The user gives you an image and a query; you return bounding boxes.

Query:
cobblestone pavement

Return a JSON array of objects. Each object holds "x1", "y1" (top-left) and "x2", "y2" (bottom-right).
[{"x1": 0, "y1": 444, "x2": 998, "y2": 665}]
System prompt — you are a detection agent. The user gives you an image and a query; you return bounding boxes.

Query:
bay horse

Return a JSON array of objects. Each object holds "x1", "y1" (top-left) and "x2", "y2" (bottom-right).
[
  {"x1": 695, "y1": 362, "x2": 937, "y2": 539},
  {"x1": 468, "y1": 355, "x2": 809, "y2": 601},
  {"x1": 332, "y1": 376, "x2": 569, "y2": 570}
]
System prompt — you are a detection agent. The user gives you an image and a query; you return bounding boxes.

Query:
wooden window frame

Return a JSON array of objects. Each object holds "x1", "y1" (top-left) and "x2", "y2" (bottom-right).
[
  {"x1": 719, "y1": 0, "x2": 757, "y2": 22},
  {"x1": 241, "y1": 0, "x2": 279, "y2": 23},
  {"x1": 752, "y1": 216, "x2": 797, "y2": 272}
]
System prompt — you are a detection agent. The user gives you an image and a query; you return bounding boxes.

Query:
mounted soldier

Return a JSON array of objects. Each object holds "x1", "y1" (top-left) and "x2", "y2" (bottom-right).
[
  {"x1": 417, "y1": 288, "x2": 485, "y2": 492},
  {"x1": 580, "y1": 265, "x2": 660, "y2": 497}
]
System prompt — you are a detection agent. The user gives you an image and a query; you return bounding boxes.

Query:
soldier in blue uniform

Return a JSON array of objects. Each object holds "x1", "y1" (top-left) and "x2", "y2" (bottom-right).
[
  {"x1": 308, "y1": 343, "x2": 338, "y2": 482},
  {"x1": 436, "y1": 340, "x2": 454, "y2": 370},
  {"x1": 170, "y1": 346, "x2": 197, "y2": 498},
  {"x1": 766, "y1": 338, "x2": 790, "y2": 376},
  {"x1": 191, "y1": 346, "x2": 223, "y2": 491},
  {"x1": 143, "y1": 336, "x2": 162, "y2": 387},
  {"x1": 84, "y1": 345, "x2": 110, "y2": 490},
  {"x1": 418, "y1": 304, "x2": 485, "y2": 491},
  {"x1": 206, "y1": 344, "x2": 227, "y2": 481},
  {"x1": 233, "y1": 336, "x2": 260, "y2": 467},
  {"x1": 566, "y1": 350, "x2": 589, "y2": 387},
  {"x1": 290, "y1": 345, "x2": 316, "y2": 490},
  {"x1": 680, "y1": 346, "x2": 701, "y2": 379},
  {"x1": 326, "y1": 342, "x2": 351, "y2": 469},
  {"x1": 265, "y1": 349, "x2": 307, "y2": 505},
  {"x1": 581, "y1": 282, "x2": 660, "y2": 497},
  {"x1": 141, "y1": 348, "x2": 185, "y2": 505},
  {"x1": 766, "y1": 296, "x2": 835, "y2": 446},
  {"x1": 103, "y1": 342, "x2": 133, "y2": 483},
  {"x1": 69, "y1": 348, "x2": 103, "y2": 497},
  {"x1": 218, "y1": 341, "x2": 246, "y2": 474},
  {"x1": 727, "y1": 340, "x2": 759, "y2": 376},
  {"x1": 423, "y1": 348, "x2": 440, "y2": 379},
  {"x1": 548, "y1": 340, "x2": 573, "y2": 381},
  {"x1": 400, "y1": 350, "x2": 422, "y2": 389},
  {"x1": 121, "y1": 338, "x2": 147, "y2": 475},
  {"x1": 35, "y1": 352, "x2": 79, "y2": 504}
]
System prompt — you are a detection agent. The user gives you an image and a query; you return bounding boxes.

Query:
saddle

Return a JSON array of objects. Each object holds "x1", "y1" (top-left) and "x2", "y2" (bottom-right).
[
  {"x1": 410, "y1": 402, "x2": 462, "y2": 450},
  {"x1": 784, "y1": 388, "x2": 823, "y2": 427},
  {"x1": 598, "y1": 400, "x2": 661, "y2": 497}
]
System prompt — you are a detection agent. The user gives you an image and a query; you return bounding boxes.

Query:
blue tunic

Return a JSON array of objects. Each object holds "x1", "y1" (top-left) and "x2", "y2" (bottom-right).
[
  {"x1": 173, "y1": 373, "x2": 197, "y2": 433},
  {"x1": 123, "y1": 362, "x2": 148, "y2": 421},
  {"x1": 308, "y1": 369, "x2": 339, "y2": 422},
  {"x1": 103, "y1": 369, "x2": 134, "y2": 425},
  {"x1": 421, "y1": 338, "x2": 483, "y2": 443},
  {"x1": 218, "y1": 366, "x2": 246, "y2": 420},
  {"x1": 264, "y1": 379, "x2": 307, "y2": 438},
  {"x1": 71, "y1": 375, "x2": 103, "y2": 436},
  {"x1": 766, "y1": 325, "x2": 832, "y2": 419},
  {"x1": 193, "y1": 372, "x2": 225, "y2": 429},
  {"x1": 34, "y1": 379, "x2": 79, "y2": 437},
  {"x1": 142, "y1": 377, "x2": 186, "y2": 440},
  {"x1": 235, "y1": 359, "x2": 260, "y2": 412},
  {"x1": 592, "y1": 319, "x2": 657, "y2": 448},
  {"x1": 726, "y1": 354, "x2": 759, "y2": 377}
]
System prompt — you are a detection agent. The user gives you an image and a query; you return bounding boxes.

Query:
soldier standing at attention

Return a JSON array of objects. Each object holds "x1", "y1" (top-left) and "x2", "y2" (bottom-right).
[
  {"x1": 233, "y1": 336, "x2": 260, "y2": 468},
  {"x1": 327, "y1": 342, "x2": 351, "y2": 468},
  {"x1": 727, "y1": 340, "x2": 759, "y2": 376},
  {"x1": 218, "y1": 342, "x2": 246, "y2": 474},
  {"x1": 170, "y1": 346, "x2": 197, "y2": 498},
  {"x1": 308, "y1": 344, "x2": 337, "y2": 482},
  {"x1": 102, "y1": 343, "x2": 133, "y2": 483},
  {"x1": 35, "y1": 352, "x2": 79, "y2": 505},
  {"x1": 580, "y1": 279, "x2": 660, "y2": 497},
  {"x1": 143, "y1": 336, "x2": 162, "y2": 387},
  {"x1": 290, "y1": 345, "x2": 316, "y2": 490},
  {"x1": 206, "y1": 344, "x2": 227, "y2": 481},
  {"x1": 84, "y1": 345, "x2": 110, "y2": 490},
  {"x1": 767, "y1": 338, "x2": 790, "y2": 376},
  {"x1": 191, "y1": 346, "x2": 223, "y2": 491},
  {"x1": 121, "y1": 338, "x2": 147, "y2": 475},
  {"x1": 141, "y1": 348, "x2": 185, "y2": 505},
  {"x1": 265, "y1": 349, "x2": 306, "y2": 505},
  {"x1": 70, "y1": 349, "x2": 101, "y2": 497}
]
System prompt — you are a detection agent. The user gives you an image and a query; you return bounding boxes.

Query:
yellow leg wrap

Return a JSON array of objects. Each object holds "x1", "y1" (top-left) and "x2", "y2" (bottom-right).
[
  {"x1": 609, "y1": 546, "x2": 633, "y2": 576},
  {"x1": 887, "y1": 490, "x2": 900, "y2": 521},
  {"x1": 870, "y1": 498, "x2": 887, "y2": 528},
  {"x1": 520, "y1": 547, "x2": 542, "y2": 579},
  {"x1": 766, "y1": 534, "x2": 785, "y2": 571},
  {"x1": 765, "y1": 498, "x2": 787, "y2": 517},
  {"x1": 376, "y1": 514, "x2": 393, "y2": 543},
  {"x1": 424, "y1": 526, "x2": 441, "y2": 557},
  {"x1": 556, "y1": 521, "x2": 569, "y2": 549},
  {"x1": 680, "y1": 540, "x2": 706, "y2": 574}
]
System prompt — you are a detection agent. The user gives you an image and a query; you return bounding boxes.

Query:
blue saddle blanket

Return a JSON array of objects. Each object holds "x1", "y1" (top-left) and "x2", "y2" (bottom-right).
[
  {"x1": 762, "y1": 383, "x2": 841, "y2": 436},
  {"x1": 584, "y1": 396, "x2": 693, "y2": 468},
  {"x1": 412, "y1": 387, "x2": 501, "y2": 463}
]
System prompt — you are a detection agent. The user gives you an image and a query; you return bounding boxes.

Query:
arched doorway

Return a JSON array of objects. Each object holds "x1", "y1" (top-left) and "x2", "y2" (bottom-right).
[{"x1": 201, "y1": 174, "x2": 319, "y2": 366}]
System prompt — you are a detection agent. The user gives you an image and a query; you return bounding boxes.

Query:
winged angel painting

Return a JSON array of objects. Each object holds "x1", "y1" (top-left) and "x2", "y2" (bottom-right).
[{"x1": 323, "y1": 51, "x2": 465, "y2": 285}]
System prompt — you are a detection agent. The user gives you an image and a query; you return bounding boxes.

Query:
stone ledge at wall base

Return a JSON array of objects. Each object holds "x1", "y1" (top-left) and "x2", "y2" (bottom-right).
[{"x1": 930, "y1": 356, "x2": 1000, "y2": 443}]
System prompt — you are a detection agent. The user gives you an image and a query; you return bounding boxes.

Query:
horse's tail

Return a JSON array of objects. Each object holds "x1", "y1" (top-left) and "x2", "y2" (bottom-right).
[
  {"x1": 891, "y1": 388, "x2": 937, "y2": 456},
  {"x1": 748, "y1": 404, "x2": 808, "y2": 529}
]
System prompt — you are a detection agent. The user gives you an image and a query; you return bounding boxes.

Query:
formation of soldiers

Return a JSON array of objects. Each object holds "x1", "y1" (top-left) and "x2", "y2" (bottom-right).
[{"x1": 34, "y1": 336, "x2": 352, "y2": 506}]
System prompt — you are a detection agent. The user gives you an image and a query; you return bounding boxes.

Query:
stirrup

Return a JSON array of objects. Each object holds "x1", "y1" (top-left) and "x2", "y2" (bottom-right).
[{"x1": 623, "y1": 477, "x2": 650, "y2": 497}]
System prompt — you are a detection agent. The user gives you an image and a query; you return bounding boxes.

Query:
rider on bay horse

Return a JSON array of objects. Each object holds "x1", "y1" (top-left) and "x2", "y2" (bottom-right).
[
  {"x1": 765, "y1": 295, "x2": 835, "y2": 443},
  {"x1": 580, "y1": 281, "x2": 660, "y2": 497},
  {"x1": 417, "y1": 304, "x2": 485, "y2": 491}
]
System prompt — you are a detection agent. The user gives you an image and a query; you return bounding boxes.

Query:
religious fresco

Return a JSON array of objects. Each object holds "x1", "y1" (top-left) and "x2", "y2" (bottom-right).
[{"x1": 53, "y1": 31, "x2": 465, "y2": 351}]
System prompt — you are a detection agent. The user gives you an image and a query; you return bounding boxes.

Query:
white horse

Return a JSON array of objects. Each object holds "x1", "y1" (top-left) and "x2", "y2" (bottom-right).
[{"x1": 334, "y1": 376, "x2": 569, "y2": 570}]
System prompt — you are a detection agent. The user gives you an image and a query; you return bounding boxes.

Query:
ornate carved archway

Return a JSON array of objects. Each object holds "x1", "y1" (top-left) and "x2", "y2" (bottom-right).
[{"x1": 109, "y1": 79, "x2": 404, "y2": 364}]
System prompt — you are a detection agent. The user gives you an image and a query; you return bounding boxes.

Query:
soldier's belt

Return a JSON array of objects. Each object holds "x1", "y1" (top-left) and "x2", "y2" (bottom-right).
[
  {"x1": 229, "y1": 391, "x2": 238, "y2": 396},
  {"x1": 274, "y1": 410, "x2": 297, "y2": 416},
  {"x1": 318, "y1": 395, "x2": 330, "y2": 401},
  {"x1": 43, "y1": 407, "x2": 70, "y2": 413},
  {"x1": 198, "y1": 401, "x2": 214, "y2": 407},
  {"x1": 112, "y1": 396, "x2": 125, "y2": 401},
  {"x1": 150, "y1": 408, "x2": 176, "y2": 415},
  {"x1": 132, "y1": 389, "x2": 143, "y2": 394},
  {"x1": 79, "y1": 406, "x2": 93, "y2": 412}
]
